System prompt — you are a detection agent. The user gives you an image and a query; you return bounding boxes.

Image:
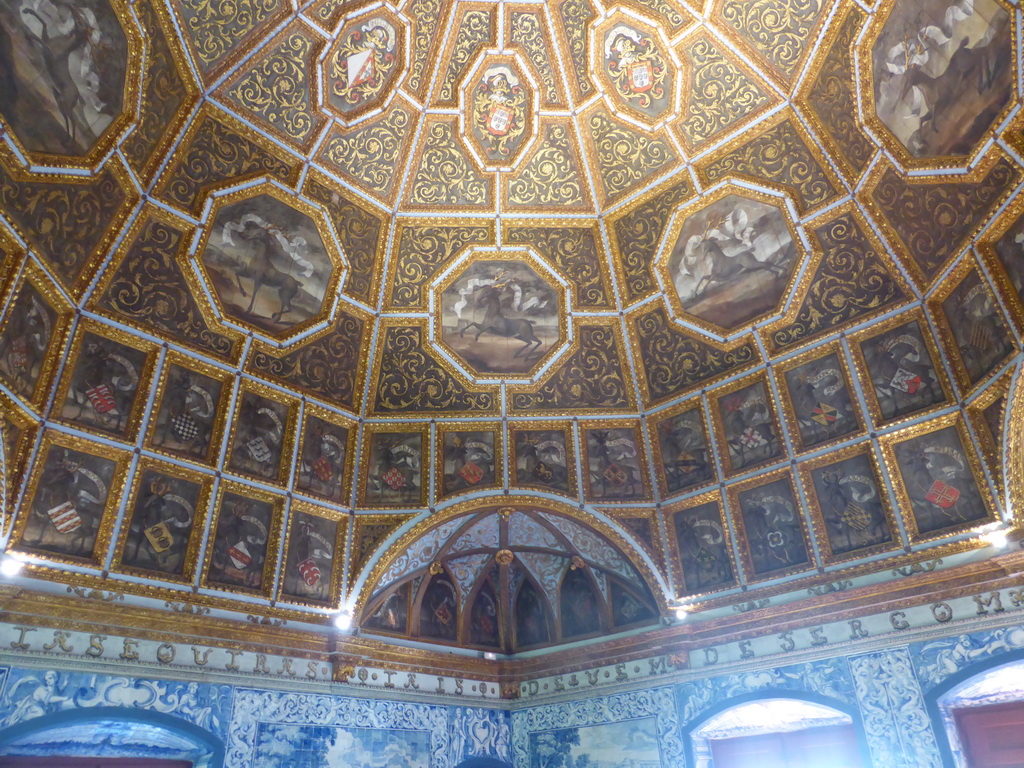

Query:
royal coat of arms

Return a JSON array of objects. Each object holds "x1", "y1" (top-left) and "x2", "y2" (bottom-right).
[
  {"x1": 330, "y1": 20, "x2": 398, "y2": 112},
  {"x1": 605, "y1": 28, "x2": 667, "y2": 108},
  {"x1": 473, "y1": 67, "x2": 527, "y2": 158}
]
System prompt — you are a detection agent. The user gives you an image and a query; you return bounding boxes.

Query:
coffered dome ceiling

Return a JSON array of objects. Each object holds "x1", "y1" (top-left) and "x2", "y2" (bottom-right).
[{"x1": 0, "y1": 0, "x2": 1021, "y2": 657}]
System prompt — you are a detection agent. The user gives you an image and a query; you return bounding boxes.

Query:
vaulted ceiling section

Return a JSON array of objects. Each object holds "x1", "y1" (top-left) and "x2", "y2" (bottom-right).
[{"x1": 0, "y1": 0, "x2": 1022, "y2": 661}]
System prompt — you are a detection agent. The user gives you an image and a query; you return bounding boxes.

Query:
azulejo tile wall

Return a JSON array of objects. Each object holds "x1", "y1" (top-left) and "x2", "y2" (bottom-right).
[{"x1": 0, "y1": 621, "x2": 1021, "y2": 765}]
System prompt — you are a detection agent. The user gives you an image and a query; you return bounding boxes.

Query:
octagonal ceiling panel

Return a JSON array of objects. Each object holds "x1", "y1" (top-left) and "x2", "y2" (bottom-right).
[
  {"x1": 196, "y1": 186, "x2": 344, "y2": 341},
  {"x1": 0, "y1": 0, "x2": 142, "y2": 167},
  {"x1": 0, "y1": 0, "x2": 1022, "y2": 662},
  {"x1": 661, "y1": 188, "x2": 803, "y2": 333},
  {"x1": 435, "y1": 253, "x2": 567, "y2": 380},
  {"x1": 865, "y1": 0, "x2": 1016, "y2": 167}
]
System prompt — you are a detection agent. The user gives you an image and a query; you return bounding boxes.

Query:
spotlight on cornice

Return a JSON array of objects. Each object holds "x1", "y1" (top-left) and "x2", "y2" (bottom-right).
[
  {"x1": 483, "y1": 651, "x2": 498, "y2": 661},
  {"x1": 333, "y1": 610, "x2": 353, "y2": 632},
  {"x1": 983, "y1": 528, "x2": 1011, "y2": 550},
  {"x1": 672, "y1": 605, "x2": 691, "y2": 621},
  {"x1": 0, "y1": 556, "x2": 24, "y2": 578}
]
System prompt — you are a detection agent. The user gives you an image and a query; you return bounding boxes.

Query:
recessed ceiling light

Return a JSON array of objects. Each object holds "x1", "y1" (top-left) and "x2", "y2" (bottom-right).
[
  {"x1": 0, "y1": 556, "x2": 24, "y2": 578},
  {"x1": 333, "y1": 611, "x2": 353, "y2": 632}
]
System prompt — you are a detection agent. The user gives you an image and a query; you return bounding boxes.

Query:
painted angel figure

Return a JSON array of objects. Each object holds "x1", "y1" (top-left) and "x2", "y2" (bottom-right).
[{"x1": 1, "y1": 671, "x2": 71, "y2": 726}]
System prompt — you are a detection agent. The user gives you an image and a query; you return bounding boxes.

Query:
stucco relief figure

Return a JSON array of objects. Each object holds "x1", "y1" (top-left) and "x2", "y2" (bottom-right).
[
  {"x1": 0, "y1": 0, "x2": 127, "y2": 155},
  {"x1": 442, "y1": 261, "x2": 559, "y2": 375},
  {"x1": 201, "y1": 195, "x2": 334, "y2": 336},
  {"x1": 872, "y1": 0, "x2": 1012, "y2": 158},
  {"x1": 22, "y1": 445, "x2": 114, "y2": 559},
  {"x1": 668, "y1": 196, "x2": 798, "y2": 329}
]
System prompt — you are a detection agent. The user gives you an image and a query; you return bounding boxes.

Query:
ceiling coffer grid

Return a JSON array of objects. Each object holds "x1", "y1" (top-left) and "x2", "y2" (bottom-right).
[{"x1": 0, "y1": 0, "x2": 1020, "y2": 653}]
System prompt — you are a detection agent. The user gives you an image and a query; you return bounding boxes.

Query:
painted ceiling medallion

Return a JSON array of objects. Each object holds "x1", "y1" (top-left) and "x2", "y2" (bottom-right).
[
  {"x1": 323, "y1": 11, "x2": 404, "y2": 121},
  {"x1": 196, "y1": 186, "x2": 344, "y2": 341},
  {"x1": 661, "y1": 188, "x2": 803, "y2": 333},
  {"x1": 436, "y1": 253, "x2": 565, "y2": 380},
  {"x1": 593, "y1": 15, "x2": 675, "y2": 126},
  {"x1": 0, "y1": 0, "x2": 141, "y2": 165},
  {"x1": 866, "y1": 0, "x2": 1015, "y2": 165},
  {"x1": 465, "y1": 58, "x2": 534, "y2": 168}
]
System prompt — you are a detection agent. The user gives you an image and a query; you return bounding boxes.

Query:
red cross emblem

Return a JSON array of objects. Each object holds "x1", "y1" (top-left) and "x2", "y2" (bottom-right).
[{"x1": 926, "y1": 481, "x2": 960, "y2": 509}]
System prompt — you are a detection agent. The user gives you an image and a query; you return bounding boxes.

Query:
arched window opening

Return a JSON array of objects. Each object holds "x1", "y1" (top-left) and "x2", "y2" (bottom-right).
[
  {"x1": 938, "y1": 658, "x2": 1024, "y2": 767},
  {"x1": 690, "y1": 698, "x2": 864, "y2": 768},
  {"x1": 0, "y1": 708, "x2": 223, "y2": 768}
]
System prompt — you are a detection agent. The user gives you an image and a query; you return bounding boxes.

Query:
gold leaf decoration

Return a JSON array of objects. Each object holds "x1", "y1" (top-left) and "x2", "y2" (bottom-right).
[
  {"x1": 611, "y1": 180, "x2": 693, "y2": 304},
  {"x1": 0, "y1": 165, "x2": 131, "y2": 297},
  {"x1": 172, "y1": 0, "x2": 283, "y2": 76},
  {"x1": 408, "y1": 121, "x2": 492, "y2": 208},
  {"x1": 801, "y1": 5, "x2": 873, "y2": 181},
  {"x1": 303, "y1": 173, "x2": 385, "y2": 306},
  {"x1": 123, "y1": 0, "x2": 196, "y2": 183},
  {"x1": 698, "y1": 115, "x2": 840, "y2": 214},
  {"x1": 719, "y1": 0, "x2": 823, "y2": 81},
  {"x1": 404, "y1": 0, "x2": 445, "y2": 97},
  {"x1": 95, "y1": 212, "x2": 236, "y2": 360},
  {"x1": 507, "y1": 123, "x2": 590, "y2": 211},
  {"x1": 509, "y1": 11, "x2": 563, "y2": 106},
  {"x1": 676, "y1": 34, "x2": 773, "y2": 150},
  {"x1": 155, "y1": 111, "x2": 297, "y2": 214},
  {"x1": 587, "y1": 110, "x2": 679, "y2": 206},
  {"x1": 372, "y1": 325, "x2": 497, "y2": 415},
  {"x1": 870, "y1": 157, "x2": 1020, "y2": 285},
  {"x1": 249, "y1": 312, "x2": 366, "y2": 409},
  {"x1": 559, "y1": 0, "x2": 596, "y2": 97},
  {"x1": 318, "y1": 105, "x2": 414, "y2": 203},
  {"x1": 633, "y1": 0, "x2": 690, "y2": 33},
  {"x1": 632, "y1": 306, "x2": 757, "y2": 405},
  {"x1": 507, "y1": 226, "x2": 612, "y2": 309},
  {"x1": 349, "y1": 515, "x2": 414, "y2": 588},
  {"x1": 221, "y1": 26, "x2": 323, "y2": 149},
  {"x1": 388, "y1": 225, "x2": 492, "y2": 309},
  {"x1": 307, "y1": 0, "x2": 346, "y2": 29},
  {"x1": 770, "y1": 210, "x2": 908, "y2": 351},
  {"x1": 436, "y1": 10, "x2": 493, "y2": 105},
  {"x1": 510, "y1": 323, "x2": 634, "y2": 413}
]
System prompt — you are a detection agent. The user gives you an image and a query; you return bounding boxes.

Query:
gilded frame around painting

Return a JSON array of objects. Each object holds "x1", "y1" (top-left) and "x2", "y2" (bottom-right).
[
  {"x1": 357, "y1": 423, "x2": 431, "y2": 510},
  {"x1": 797, "y1": 441, "x2": 902, "y2": 565},
  {"x1": 507, "y1": 419, "x2": 578, "y2": 497},
  {"x1": 276, "y1": 499, "x2": 349, "y2": 609},
  {"x1": 578, "y1": 419, "x2": 652, "y2": 503},
  {"x1": 663, "y1": 490, "x2": 738, "y2": 598},
  {"x1": 435, "y1": 421, "x2": 504, "y2": 500},
  {"x1": 111, "y1": 456, "x2": 212, "y2": 585},
  {"x1": 879, "y1": 412, "x2": 998, "y2": 545},
  {"x1": 649, "y1": 395, "x2": 717, "y2": 499},
  {"x1": 223, "y1": 379, "x2": 300, "y2": 487},
  {"x1": 10, "y1": 430, "x2": 132, "y2": 567}
]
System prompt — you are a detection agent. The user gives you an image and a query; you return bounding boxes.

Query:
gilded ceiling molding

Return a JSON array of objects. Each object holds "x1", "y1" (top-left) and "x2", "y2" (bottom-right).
[
  {"x1": 0, "y1": 158, "x2": 137, "y2": 301},
  {"x1": 90, "y1": 204, "x2": 242, "y2": 361},
  {"x1": 152, "y1": 104, "x2": 302, "y2": 216},
  {"x1": 696, "y1": 109, "x2": 843, "y2": 215}
]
